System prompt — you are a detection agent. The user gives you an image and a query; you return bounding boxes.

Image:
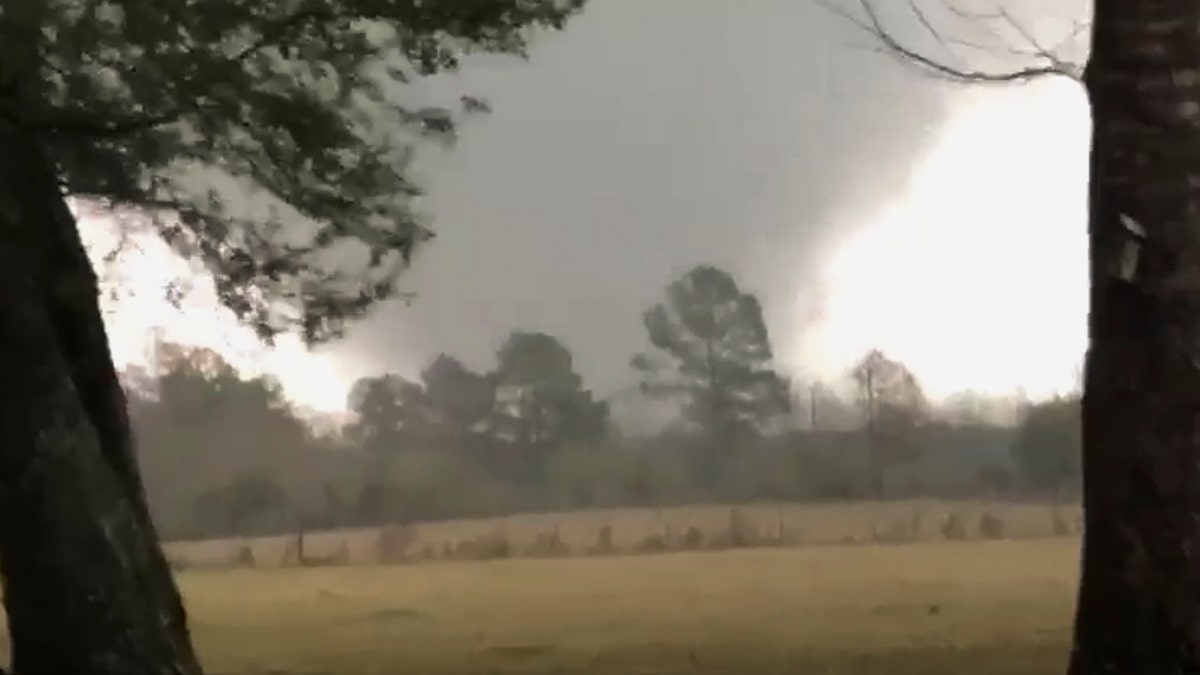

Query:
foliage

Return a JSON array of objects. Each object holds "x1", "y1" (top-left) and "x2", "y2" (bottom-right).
[
  {"x1": 345, "y1": 372, "x2": 429, "y2": 450},
  {"x1": 850, "y1": 349, "x2": 929, "y2": 468},
  {"x1": 127, "y1": 336, "x2": 1077, "y2": 541},
  {"x1": 192, "y1": 472, "x2": 290, "y2": 534},
  {"x1": 491, "y1": 331, "x2": 610, "y2": 451},
  {"x1": 130, "y1": 344, "x2": 333, "y2": 537},
  {"x1": 1009, "y1": 395, "x2": 1081, "y2": 494},
  {"x1": 4, "y1": 0, "x2": 586, "y2": 341},
  {"x1": 634, "y1": 265, "x2": 791, "y2": 446},
  {"x1": 132, "y1": 344, "x2": 312, "y2": 459},
  {"x1": 420, "y1": 353, "x2": 495, "y2": 437}
]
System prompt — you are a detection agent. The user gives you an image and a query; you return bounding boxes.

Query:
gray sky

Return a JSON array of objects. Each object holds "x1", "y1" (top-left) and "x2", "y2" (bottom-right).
[
  {"x1": 97, "y1": 0, "x2": 1092, "y2": 415},
  {"x1": 327, "y1": 0, "x2": 955, "y2": 395}
]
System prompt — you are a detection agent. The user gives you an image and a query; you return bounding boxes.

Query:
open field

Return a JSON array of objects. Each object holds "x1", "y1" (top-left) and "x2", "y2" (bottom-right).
[
  {"x1": 152, "y1": 537, "x2": 1080, "y2": 675},
  {"x1": 113, "y1": 501, "x2": 1085, "y2": 674},
  {"x1": 165, "y1": 499, "x2": 1082, "y2": 567}
]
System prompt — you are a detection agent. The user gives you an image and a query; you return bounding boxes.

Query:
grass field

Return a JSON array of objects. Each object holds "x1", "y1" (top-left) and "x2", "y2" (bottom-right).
[
  {"x1": 166, "y1": 499, "x2": 1082, "y2": 567},
  {"x1": 155, "y1": 503, "x2": 1083, "y2": 675},
  {"x1": 175, "y1": 539, "x2": 1078, "y2": 675}
]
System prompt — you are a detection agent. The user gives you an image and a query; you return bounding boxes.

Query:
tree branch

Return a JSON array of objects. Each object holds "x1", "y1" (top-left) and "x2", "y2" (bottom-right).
[
  {"x1": 32, "y1": 109, "x2": 181, "y2": 138},
  {"x1": 26, "y1": 5, "x2": 335, "y2": 140},
  {"x1": 814, "y1": 0, "x2": 1084, "y2": 85}
]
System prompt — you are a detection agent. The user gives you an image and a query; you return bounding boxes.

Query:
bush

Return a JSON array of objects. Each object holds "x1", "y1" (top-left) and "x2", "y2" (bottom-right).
[
  {"x1": 680, "y1": 525, "x2": 705, "y2": 550},
  {"x1": 941, "y1": 512, "x2": 969, "y2": 540},
  {"x1": 589, "y1": 524, "x2": 616, "y2": 555},
  {"x1": 232, "y1": 543, "x2": 256, "y2": 568},
  {"x1": 461, "y1": 530, "x2": 512, "y2": 560},
  {"x1": 526, "y1": 527, "x2": 571, "y2": 557},
  {"x1": 978, "y1": 513, "x2": 1006, "y2": 539},
  {"x1": 633, "y1": 533, "x2": 667, "y2": 553}
]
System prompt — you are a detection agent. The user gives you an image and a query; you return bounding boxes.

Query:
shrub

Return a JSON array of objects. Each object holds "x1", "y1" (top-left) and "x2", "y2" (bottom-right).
[
  {"x1": 589, "y1": 524, "x2": 616, "y2": 555},
  {"x1": 680, "y1": 525, "x2": 705, "y2": 550},
  {"x1": 469, "y1": 530, "x2": 512, "y2": 560},
  {"x1": 526, "y1": 527, "x2": 571, "y2": 558},
  {"x1": 633, "y1": 533, "x2": 667, "y2": 553},
  {"x1": 232, "y1": 543, "x2": 256, "y2": 568},
  {"x1": 941, "y1": 512, "x2": 969, "y2": 541},
  {"x1": 978, "y1": 513, "x2": 1006, "y2": 540}
]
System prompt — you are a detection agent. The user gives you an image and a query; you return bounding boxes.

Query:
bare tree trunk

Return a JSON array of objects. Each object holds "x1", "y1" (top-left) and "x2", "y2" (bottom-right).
[
  {"x1": 0, "y1": 124, "x2": 202, "y2": 674},
  {"x1": 1071, "y1": 3, "x2": 1200, "y2": 673}
]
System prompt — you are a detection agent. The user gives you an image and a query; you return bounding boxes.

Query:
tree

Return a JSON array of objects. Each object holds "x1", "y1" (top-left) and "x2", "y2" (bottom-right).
[
  {"x1": 849, "y1": 349, "x2": 929, "y2": 495},
  {"x1": 940, "y1": 389, "x2": 1008, "y2": 427},
  {"x1": 192, "y1": 472, "x2": 289, "y2": 536},
  {"x1": 420, "y1": 353, "x2": 496, "y2": 441},
  {"x1": 346, "y1": 373, "x2": 432, "y2": 452},
  {"x1": 837, "y1": 1, "x2": 1200, "y2": 671},
  {"x1": 1010, "y1": 395, "x2": 1081, "y2": 495},
  {"x1": 346, "y1": 355, "x2": 498, "y2": 456},
  {"x1": 130, "y1": 344, "x2": 316, "y2": 537},
  {"x1": 803, "y1": 380, "x2": 860, "y2": 431},
  {"x1": 633, "y1": 265, "x2": 790, "y2": 486},
  {"x1": 0, "y1": 1, "x2": 585, "y2": 672},
  {"x1": 490, "y1": 331, "x2": 609, "y2": 478}
]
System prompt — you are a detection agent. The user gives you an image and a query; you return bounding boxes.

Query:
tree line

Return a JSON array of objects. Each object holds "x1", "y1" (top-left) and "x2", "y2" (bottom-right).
[{"x1": 127, "y1": 264, "x2": 1082, "y2": 541}]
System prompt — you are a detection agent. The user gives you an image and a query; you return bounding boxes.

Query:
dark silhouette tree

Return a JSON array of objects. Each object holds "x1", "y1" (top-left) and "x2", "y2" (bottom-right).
[
  {"x1": 191, "y1": 472, "x2": 289, "y2": 536},
  {"x1": 633, "y1": 265, "x2": 790, "y2": 487},
  {"x1": 491, "y1": 331, "x2": 609, "y2": 479},
  {"x1": 420, "y1": 353, "x2": 496, "y2": 442},
  {"x1": 346, "y1": 355, "x2": 497, "y2": 454},
  {"x1": 346, "y1": 373, "x2": 431, "y2": 452},
  {"x1": 130, "y1": 344, "x2": 315, "y2": 537},
  {"x1": 0, "y1": 1, "x2": 586, "y2": 672},
  {"x1": 850, "y1": 349, "x2": 929, "y2": 495},
  {"x1": 1010, "y1": 395, "x2": 1081, "y2": 495}
]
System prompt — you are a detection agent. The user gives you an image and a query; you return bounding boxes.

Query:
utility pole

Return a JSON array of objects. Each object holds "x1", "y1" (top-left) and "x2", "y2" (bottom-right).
[{"x1": 808, "y1": 382, "x2": 819, "y2": 430}]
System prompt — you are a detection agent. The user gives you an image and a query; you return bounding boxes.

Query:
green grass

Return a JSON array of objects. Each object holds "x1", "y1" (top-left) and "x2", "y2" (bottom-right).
[{"x1": 170, "y1": 537, "x2": 1078, "y2": 675}]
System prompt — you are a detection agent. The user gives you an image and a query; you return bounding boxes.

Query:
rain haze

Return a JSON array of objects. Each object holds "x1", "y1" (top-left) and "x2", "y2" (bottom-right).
[
  {"x1": 28, "y1": 0, "x2": 1117, "y2": 673},
  {"x1": 91, "y1": 0, "x2": 1090, "y2": 415}
]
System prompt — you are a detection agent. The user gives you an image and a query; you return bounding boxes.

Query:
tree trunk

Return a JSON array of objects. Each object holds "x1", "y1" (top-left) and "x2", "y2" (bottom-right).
[
  {"x1": 1070, "y1": 3, "x2": 1200, "y2": 673},
  {"x1": 0, "y1": 124, "x2": 203, "y2": 674}
]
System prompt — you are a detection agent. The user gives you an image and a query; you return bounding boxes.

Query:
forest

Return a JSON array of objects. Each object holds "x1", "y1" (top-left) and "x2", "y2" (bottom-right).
[{"x1": 128, "y1": 263, "x2": 1081, "y2": 541}]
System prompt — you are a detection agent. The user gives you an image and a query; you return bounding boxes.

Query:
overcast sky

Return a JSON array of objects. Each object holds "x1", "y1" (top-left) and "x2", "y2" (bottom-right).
[
  {"x1": 331, "y1": 1, "x2": 959, "y2": 384},
  {"x1": 96, "y1": 0, "x2": 1093, "y2": 414}
]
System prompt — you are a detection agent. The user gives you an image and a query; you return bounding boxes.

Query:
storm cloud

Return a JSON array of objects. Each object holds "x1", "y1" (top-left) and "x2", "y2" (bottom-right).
[{"x1": 326, "y1": 0, "x2": 964, "y2": 396}]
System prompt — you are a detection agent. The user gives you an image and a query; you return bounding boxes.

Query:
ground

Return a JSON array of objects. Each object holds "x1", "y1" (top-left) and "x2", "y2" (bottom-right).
[
  {"x1": 165, "y1": 500, "x2": 1081, "y2": 566},
  {"x1": 170, "y1": 536, "x2": 1074, "y2": 675},
  {"x1": 0, "y1": 501, "x2": 1082, "y2": 674}
]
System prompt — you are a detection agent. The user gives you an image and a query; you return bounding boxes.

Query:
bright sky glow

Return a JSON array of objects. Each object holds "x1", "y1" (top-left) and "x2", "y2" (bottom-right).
[
  {"x1": 797, "y1": 77, "x2": 1090, "y2": 402},
  {"x1": 81, "y1": 75, "x2": 1091, "y2": 415},
  {"x1": 79, "y1": 215, "x2": 353, "y2": 414}
]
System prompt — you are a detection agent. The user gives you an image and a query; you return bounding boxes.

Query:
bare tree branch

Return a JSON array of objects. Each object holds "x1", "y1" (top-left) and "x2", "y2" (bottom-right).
[{"x1": 814, "y1": 0, "x2": 1086, "y2": 85}]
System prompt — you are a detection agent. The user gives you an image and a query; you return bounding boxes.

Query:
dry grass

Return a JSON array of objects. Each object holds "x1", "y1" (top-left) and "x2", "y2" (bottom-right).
[
  {"x1": 115, "y1": 501, "x2": 1084, "y2": 674},
  {"x1": 166, "y1": 537, "x2": 1077, "y2": 675},
  {"x1": 165, "y1": 499, "x2": 1082, "y2": 568}
]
